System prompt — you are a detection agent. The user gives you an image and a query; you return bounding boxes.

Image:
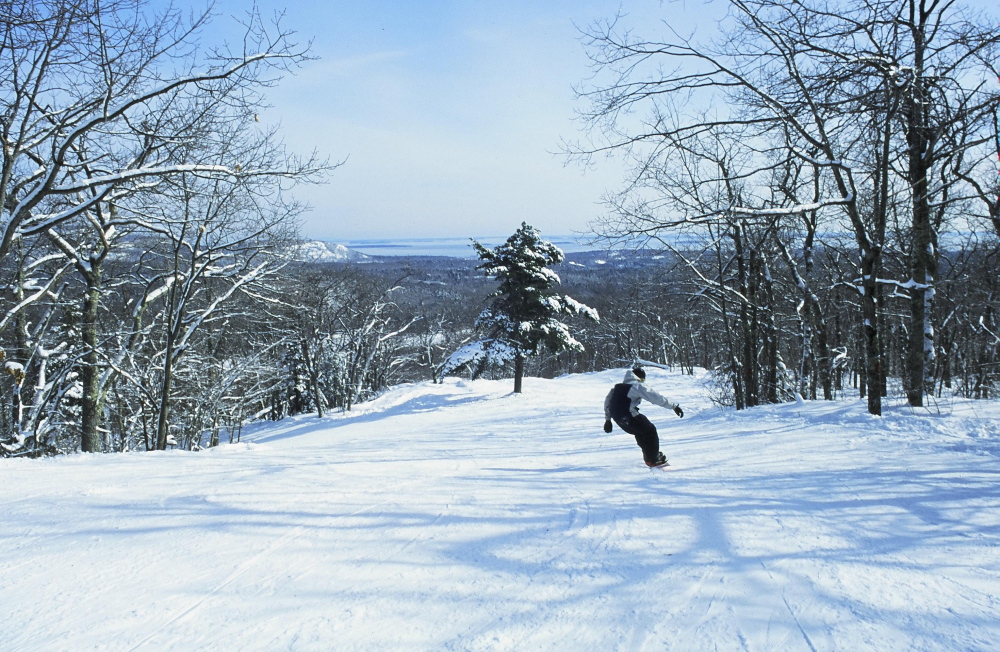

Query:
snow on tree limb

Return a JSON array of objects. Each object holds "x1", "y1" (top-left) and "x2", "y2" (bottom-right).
[{"x1": 0, "y1": 262, "x2": 72, "y2": 333}]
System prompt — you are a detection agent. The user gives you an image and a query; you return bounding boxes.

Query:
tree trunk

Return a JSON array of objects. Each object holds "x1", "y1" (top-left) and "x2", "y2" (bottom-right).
[
  {"x1": 312, "y1": 374, "x2": 325, "y2": 418},
  {"x1": 715, "y1": 239, "x2": 744, "y2": 410},
  {"x1": 814, "y1": 306, "x2": 833, "y2": 401},
  {"x1": 798, "y1": 315, "x2": 812, "y2": 399},
  {"x1": 80, "y1": 270, "x2": 102, "y2": 452},
  {"x1": 906, "y1": 177, "x2": 936, "y2": 408},
  {"x1": 733, "y1": 225, "x2": 758, "y2": 408},
  {"x1": 10, "y1": 253, "x2": 30, "y2": 438},
  {"x1": 302, "y1": 340, "x2": 324, "y2": 418},
  {"x1": 513, "y1": 353, "x2": 524, "y2": 393},
  {"x1": 762, "y1": 256, "x2": 779, "y2": 404},
  {"x1": 904, "y1": 5, "x2": 936, "y2": 408},
  {"x1": 154, "y1": 328, "x2": 176, "y2": 450},
  {"x1": 860, "y1": 249, "x2": 882, "y2": 416}
]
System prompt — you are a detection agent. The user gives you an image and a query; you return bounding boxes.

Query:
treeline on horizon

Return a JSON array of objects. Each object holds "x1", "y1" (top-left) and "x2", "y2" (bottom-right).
[{"x1": 5, "y1": 231, "x2": 1000, "y2": 456}]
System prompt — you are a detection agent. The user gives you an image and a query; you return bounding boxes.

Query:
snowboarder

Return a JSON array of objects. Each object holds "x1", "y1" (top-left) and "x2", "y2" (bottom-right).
[{"x1": 603, "y1": 366, "x2": 683, "y2": 467}]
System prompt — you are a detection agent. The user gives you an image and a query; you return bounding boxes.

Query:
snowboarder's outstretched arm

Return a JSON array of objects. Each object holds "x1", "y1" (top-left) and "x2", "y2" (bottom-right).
[{"x1": 629, "y1": 383, "x2": 683, "y2": 417}]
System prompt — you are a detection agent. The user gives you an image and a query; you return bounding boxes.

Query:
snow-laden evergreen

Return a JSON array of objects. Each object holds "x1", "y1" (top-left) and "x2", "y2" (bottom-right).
[
  {"x1": 2, "y1": 368, "x2": 999, "y2": 650},
  {"x1": 472, "y1": 223, "x2": 598, "y2": 392}
]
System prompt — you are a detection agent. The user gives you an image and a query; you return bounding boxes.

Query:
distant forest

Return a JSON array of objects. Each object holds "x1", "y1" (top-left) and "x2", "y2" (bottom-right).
[{"x1": 8, "y1": 236, "x2": 1000, "y2": 455}]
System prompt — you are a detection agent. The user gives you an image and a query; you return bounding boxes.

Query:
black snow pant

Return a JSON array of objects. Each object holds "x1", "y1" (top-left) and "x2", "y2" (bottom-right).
[{"x1": 612, "y1": 412, "x2": 659, "y2": 465}]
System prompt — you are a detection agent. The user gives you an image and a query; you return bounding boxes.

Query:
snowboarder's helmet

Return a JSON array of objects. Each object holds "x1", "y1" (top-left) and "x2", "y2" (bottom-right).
[{"x1": 632, "y1": 366, "x2": 646, "y2": 380}]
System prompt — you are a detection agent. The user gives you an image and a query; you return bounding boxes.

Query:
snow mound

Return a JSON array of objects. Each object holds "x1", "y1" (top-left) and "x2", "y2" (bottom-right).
[{"x1": 292, "y1": 240, "x2": 369, "y2": 263}]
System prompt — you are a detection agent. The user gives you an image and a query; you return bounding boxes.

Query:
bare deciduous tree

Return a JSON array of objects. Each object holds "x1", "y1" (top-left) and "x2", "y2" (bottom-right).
[
  {"x1": 571, "y1": 0, "x2": 999, "y2": 415},
  {"x1": 1, "y1": 0, "x2": 329, "y2": 452}
]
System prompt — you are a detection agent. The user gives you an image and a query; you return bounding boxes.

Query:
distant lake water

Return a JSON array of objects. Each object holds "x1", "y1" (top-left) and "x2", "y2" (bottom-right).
[{"x1": 345, "y1": 235, "x2": 598, "y2": 258}]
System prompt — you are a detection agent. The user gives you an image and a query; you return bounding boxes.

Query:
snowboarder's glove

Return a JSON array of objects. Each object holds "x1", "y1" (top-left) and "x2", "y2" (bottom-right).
[
  {"x1": 603, "y1": 419, "x2": 613, "y2": 433},
  {"x1": 674, "y1": 405, "x2": 684, "y2": 418}
]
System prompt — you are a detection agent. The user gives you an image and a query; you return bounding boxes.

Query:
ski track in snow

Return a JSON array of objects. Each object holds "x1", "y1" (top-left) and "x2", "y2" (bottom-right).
[{"x1": 2, "y1": 369, "x2": 1000, "y2": 651}]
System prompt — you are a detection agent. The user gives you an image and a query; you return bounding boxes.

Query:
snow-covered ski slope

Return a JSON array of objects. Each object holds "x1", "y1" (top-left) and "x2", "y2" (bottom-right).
[{"x1": 3, "y1": 369, "x2": 1000, "y2": 651}]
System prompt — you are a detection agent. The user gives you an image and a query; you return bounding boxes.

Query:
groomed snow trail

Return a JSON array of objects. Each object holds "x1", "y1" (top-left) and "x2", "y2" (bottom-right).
[{"x1": 2, "y1": 369, "x2": 999, "y2": 651}]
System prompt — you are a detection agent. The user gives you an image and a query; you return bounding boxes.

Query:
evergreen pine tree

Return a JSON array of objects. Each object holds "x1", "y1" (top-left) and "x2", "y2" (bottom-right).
[{"x1": 473, "y1": 223, "x2": 598, "y2": 393}]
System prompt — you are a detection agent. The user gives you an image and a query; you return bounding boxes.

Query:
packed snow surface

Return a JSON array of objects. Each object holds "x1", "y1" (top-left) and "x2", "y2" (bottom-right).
[{"x1": 3, "y1": 369, "x2": 1000, "y2": 651}]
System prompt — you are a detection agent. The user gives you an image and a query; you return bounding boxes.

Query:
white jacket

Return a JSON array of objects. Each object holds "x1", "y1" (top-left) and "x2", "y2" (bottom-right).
[{"x1": 604, "y1": 369, "x2": 677, "y2": 419}]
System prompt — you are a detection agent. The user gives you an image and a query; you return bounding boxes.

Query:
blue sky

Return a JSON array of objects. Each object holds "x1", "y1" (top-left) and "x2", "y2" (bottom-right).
[
  {"x1": 188, "y1": 0, "x2": 997, "y2": 244},
  {"x1": 192, "y1": 0, "x2": 695, "y2": 242}
]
